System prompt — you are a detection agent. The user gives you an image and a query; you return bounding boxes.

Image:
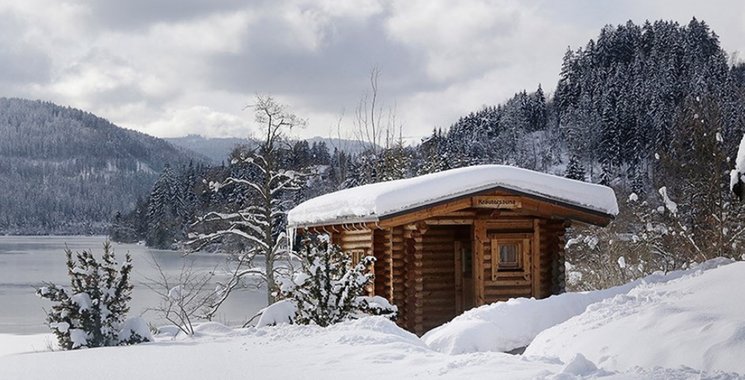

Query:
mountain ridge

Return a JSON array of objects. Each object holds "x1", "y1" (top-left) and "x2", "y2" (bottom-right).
[
  {"x1": 0, "y1": 97, "x2": 205, "y2": 234},
  {"x1": 166, "y1": 134, "x2": 375, "y2": 164}
]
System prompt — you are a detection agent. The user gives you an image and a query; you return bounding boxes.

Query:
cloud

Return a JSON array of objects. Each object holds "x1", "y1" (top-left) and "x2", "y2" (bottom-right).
[
  {"x1": 83, "y1": 0, "x2": 249, "y2": 30},
  {"x1": 385, "y1": 0, "x2": 523, "y2": 82},
  {"x1": 0, "y1": 0, "x2": 744, "y2": 142},
  {"x1": 144, "y1": 106, "x2": 252, "y2": 138}
]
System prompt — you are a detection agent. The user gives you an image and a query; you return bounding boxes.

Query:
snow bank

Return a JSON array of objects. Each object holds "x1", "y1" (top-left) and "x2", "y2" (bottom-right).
[
  {"x1": 118, "y1": 317, "x2": 153, "y2": 343},
  {"x1": 1, "y1": 316, "x2": 738, "y2": 379},
  {"x1": 288, "y1": 165, "x2": 618, "y2": 227},
  {"x1": 0, "y1": 334, "x2": 56, "y2": 357},
  {"x1": 525, "y1": 260, "x2": 745, "y2": 374},
  {"x1": 256, "y1": 299, "x2": 296, "y2": 327},
  {"x1": 0, "y1": 317, "x2": 560, "y2": 380},
  {"x1": 423, "y1": 258, "x2": 733, "y2": 354}
]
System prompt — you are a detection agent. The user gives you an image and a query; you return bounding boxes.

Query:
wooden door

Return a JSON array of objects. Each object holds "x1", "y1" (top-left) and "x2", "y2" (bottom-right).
[{"x1": 454, "y1": 240, "x2": 474, "y2": 314}]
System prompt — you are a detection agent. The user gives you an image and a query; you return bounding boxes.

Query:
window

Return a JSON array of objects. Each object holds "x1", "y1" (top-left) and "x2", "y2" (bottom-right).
[
  {"x1": 350, "y1": 250, "x2": 367, "y2": 267},
  {"x1": 498, "y1": 243, "x2": 520, "y2": 269},
  {"x1": 490, "y1": 236, "x2": 531, "y2": 281},
  {"x1": 462, "y1": 247, "x2": 472, "y2": 277}
]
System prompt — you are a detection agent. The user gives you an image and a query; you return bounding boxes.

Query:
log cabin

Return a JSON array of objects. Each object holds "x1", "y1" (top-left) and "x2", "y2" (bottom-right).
[{"x1": 287, "y1": 165, "x2": 618, "y2": 335}]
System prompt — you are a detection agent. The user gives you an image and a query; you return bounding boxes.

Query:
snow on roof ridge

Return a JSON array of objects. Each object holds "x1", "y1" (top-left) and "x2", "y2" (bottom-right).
[{"x1": 287, "y1": 165, "x2": 619, "y2": 227}]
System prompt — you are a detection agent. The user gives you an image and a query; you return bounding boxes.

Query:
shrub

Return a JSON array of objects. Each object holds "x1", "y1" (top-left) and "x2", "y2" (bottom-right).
[
  {"x1": 36, "y1": 241, "x2": 150, "y2": 349},
  {"x1": 279, "y1": 236, "x2": 397, "y2": 327}
]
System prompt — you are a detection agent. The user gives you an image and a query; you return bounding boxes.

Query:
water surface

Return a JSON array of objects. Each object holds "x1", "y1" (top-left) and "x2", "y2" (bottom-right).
[{"x1": 0, "y1": 236, "x2": 266, "y2": 334}]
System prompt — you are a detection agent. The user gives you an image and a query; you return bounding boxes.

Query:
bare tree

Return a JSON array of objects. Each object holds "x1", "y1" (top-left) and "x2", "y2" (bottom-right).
[
  {"x1": 354, "y1": 67, "x2": 404, "y2": 153},
  {"x1": 189, "y1": 95, "x2": 306, "y2": 307},
  {"x1": 144, "y1": 257, "x2": 216, "y2": 336}
]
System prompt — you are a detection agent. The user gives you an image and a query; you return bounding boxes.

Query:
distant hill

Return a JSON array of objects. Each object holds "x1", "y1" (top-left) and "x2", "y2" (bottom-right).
[
  {"x1": 166, "y1": 135, "x2": 254, "y2": 164},
  {"x1": 167, "y1": 135, "x2": 374, "y2": 164},
  {"x1": 0, "y1": 98, "x2": 204, "y2": 234}
]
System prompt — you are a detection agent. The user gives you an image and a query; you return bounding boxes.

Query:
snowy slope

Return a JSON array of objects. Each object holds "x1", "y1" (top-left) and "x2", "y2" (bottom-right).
[
  {"x1": 422, "y1": 258, "x2": 733, "y2": 355},
  {"x1": 2, "y1": 260, "x2": 744, "y2": 379},
  {"x1": 1, "y1": 318, "x2": 735, "y2": 380},
  {"x1": 288, "y1": 165, "x2": 618, "y2": 227},
  {"x1": 525, "y1": 261, "x2": 745, "y2": 374}
]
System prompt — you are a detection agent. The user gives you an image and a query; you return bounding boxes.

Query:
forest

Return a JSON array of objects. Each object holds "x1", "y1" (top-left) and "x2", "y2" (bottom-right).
[
  {"x1": 110, "y1": 19, "x2": 745, "y2": 289},
  {"x1": 0, "y1": 98, "x2": 201, "y2": 234}
]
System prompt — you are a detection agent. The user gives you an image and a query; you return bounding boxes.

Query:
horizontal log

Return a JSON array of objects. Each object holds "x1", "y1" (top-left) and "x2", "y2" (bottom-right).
[
  {"x1": 420, "y1": 267, "x2": 456, "y2": 275},
  {"x1": 421, "y1": 306, "x2": 457, "y2": 313},
  {"x1": 342, "y1": 229, "x2": 373, "y2": 236},
  {"x1": 484, "y1": 289, "x2": 533, "y2": 297},
  {"x1": 341, "y1": 242, "x2": 372, "y2": 250},
  {"x1": 423, "y1": 284, "x2": 457, "y2": 291},
  {"x1": 486, "y1": 279, "x2": 531, "y2": 287},
  {"x1": 341, "y1": 234, "x2": 373, "y2": 243},
  {"x1": 425, "y1": 219, "x2": 473, "y2": 225}
]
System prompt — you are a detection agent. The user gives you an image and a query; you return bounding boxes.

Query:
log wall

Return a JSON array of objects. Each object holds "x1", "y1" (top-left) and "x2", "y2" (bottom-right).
[
  {"x1": 317, "y1": 214, "x2": 568, "y2": 336},
  {"x1": 418, "y1": 225, "x2": 457, "y2": 333},
  {"x1": 477, "y1": 217, "x2": 567, "y2": 304}
]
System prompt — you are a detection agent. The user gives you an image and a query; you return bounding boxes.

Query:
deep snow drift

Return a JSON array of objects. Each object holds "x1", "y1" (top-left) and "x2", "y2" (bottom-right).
[
  {"x1": 525, "y1": 260, "x2": 745, "y2": 374},
  {"x1": 422, "y1": 258, "x2": 734, "y2": 355},
  {"x1": 1, "y1": 259, "x2": 743, "y2": 379}
]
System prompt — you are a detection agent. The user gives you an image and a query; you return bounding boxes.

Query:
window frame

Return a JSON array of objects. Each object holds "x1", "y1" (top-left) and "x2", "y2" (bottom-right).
[{"x1": 490, "y1": 235, "x2": 532, "y2": 281}]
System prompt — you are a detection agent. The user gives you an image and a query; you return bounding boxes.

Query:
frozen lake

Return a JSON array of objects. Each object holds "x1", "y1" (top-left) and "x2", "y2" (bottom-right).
[{"x1": 0, "y1": 236, "x2": 267, "y2": 334}]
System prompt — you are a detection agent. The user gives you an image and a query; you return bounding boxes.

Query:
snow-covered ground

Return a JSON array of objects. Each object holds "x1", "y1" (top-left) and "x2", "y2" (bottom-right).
[
  {"x1": 1, "y1": 259, "x2": 743, "y2": 380},
  {"x1": 422, "y1": 258, "x2": 733, "y2": 355}
]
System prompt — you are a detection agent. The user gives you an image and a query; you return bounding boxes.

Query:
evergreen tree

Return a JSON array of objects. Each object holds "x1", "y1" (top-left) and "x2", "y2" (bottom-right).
[
  {"x1": 565, "y1": 154, "x2": 586, "y2": 181},
  {"x1": 36, "y1": 242, "x2": 148, "y2": 349},
  {"x1": 146, "y1": 164, "x2": 182, "y2": 248},
  {"x1": 282, "y1": 236, "x2": 396, "y2": 326}
]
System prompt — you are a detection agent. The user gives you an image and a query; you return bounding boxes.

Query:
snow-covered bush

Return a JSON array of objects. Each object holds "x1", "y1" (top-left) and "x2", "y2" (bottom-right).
[
  {"x1": 36, "y1": 241, "x2": 149, "y2": 349},
  {"x1": 278, "y1": 236, "x2": 396, "y2": 327}
]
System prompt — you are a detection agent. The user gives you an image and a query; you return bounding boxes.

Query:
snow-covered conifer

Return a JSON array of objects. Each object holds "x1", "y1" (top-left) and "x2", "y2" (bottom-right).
[
  {"x1": 282, "y1": 236, "x2": 396, "y2": 326},
  {"x1": 564, "y1": 154, "x2": 586, "y2": 181},
  {"x1": 36, "y1": 241, "x2": 148, "y2": 349}
]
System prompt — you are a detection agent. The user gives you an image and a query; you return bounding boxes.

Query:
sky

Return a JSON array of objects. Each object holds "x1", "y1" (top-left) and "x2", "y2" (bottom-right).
[{"x1": 1, "y1": 0, "x2": 744, "y2": 142}]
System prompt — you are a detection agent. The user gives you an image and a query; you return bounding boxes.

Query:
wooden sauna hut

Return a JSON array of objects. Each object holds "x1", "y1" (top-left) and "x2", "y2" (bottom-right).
[{"x1": 287, "y1": 165, "x2": 618, "y2": 335}]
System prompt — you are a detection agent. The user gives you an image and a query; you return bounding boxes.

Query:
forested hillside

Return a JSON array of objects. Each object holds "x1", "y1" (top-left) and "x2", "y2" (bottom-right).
[
  {"x1": 166, "y1": 135, "x2": 377, "y2": 164},
  {"x1": 0, "y1": 98, "x2": 202, "y2": 234},
  {"x1": 117, "y1": 19, "x2": 745, "y2": 285}
]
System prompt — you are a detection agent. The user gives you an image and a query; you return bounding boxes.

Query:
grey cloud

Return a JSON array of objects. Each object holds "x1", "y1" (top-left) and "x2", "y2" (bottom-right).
[
  {"x1": 83, "y1": 0, "x2": 257, "y2": 30},
  {"x1": 205, "y1": 12, "x2": 443, "y2": 113},
  {"x1": 0, "y1": 12, "x2": 52, "y2": 86}
]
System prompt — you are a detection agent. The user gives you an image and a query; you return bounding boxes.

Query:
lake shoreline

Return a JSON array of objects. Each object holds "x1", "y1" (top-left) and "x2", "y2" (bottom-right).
[{"x1": 0, "y1": 236, "x2": 266, "y2": 335}]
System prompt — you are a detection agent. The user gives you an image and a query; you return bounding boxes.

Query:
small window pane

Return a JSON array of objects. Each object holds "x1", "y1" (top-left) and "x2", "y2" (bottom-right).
[{"x1": 499, "y1": 243, "x2": 519, "y2": 268}]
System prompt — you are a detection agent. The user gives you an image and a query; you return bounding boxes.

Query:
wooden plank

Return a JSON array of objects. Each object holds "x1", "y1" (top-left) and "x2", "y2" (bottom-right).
[
  {"x1": 340, "y1": 243, "x2": 372, "y2": 251},
  {"x1": 379, "y1": 197, "x2": 473, "y2": 228},
  {"x1": 439, "y1": 211, "x2": 477, "y2": 217},
  {"x1": 473, "y1": 219, "x2": 486, "y2": 306},
  {"x1": 425, "y1": 219, "x2": 474, "y2": 225},
  {"x1": 531, "y1": 219, "x2": 541, "y2": 298},
  {"x1": 484, "y1": 219, "x2": 533, "y2": 230},
  {"x1": 532, "y1": 219, "x2": 540, "y2": 298},
  {"x1": 484, "y1": 288, "x2": 533, "y2": 296},
  {"x1": 472, "y1": 196, "x2": 522, "y2": 209},
  {"x1": 386, "y1": 229, "x2": 394, "y2": 300},
  {"x1": 340, "y1": 233, "x2": 373, "y2": 242},
  {"x1": 412, "y1": 227, "x2": 424, "y2": 335}
]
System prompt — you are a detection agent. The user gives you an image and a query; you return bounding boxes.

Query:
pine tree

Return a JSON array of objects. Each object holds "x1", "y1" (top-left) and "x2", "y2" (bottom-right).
[
  {"x1": 36, "y1": 242, "x2": 148, "y2": 349},
  {"x1": 146, "y1": 164, "x2": 182, "y2": 248},
  {"x1": 282, "y1": 236, "x2": 396, "y2": 326},
  {"x1": 565, "y1": 154, "x2": 586, "y2": 181}
]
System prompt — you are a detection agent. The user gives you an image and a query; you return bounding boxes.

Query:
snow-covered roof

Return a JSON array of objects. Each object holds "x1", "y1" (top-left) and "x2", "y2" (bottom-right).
[{"x1": 287, "y1": 165, "x2": 618, "y2": 228}]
